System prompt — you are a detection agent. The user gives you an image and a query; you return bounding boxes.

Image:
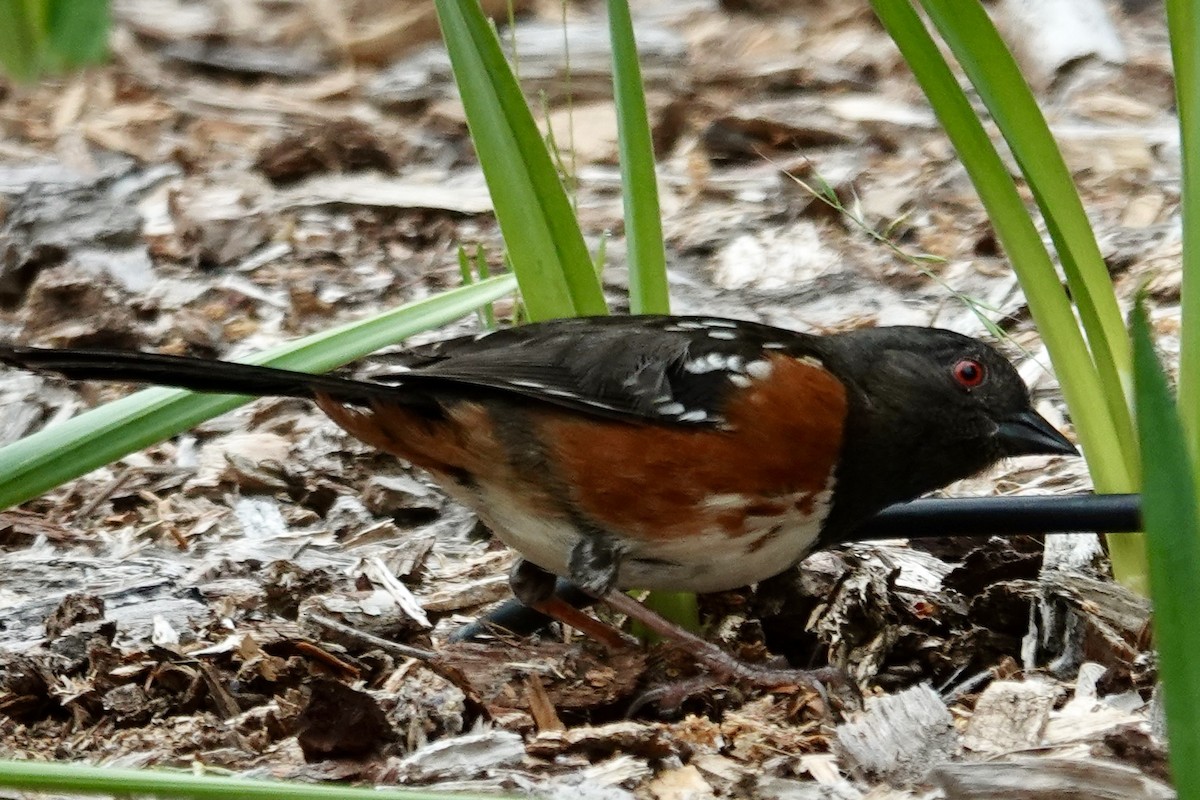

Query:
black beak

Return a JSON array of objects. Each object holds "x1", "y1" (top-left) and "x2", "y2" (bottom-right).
[{"x1": 997, "y1": 409, "x2": 1078, "y2": 457}]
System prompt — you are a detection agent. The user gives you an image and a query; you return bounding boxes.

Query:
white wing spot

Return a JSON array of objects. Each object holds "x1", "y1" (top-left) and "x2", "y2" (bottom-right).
[
  {"x1": 729, "y1": 374, "x2": 752, "y2": 388},
  {"x1": 797, "y1": 355, "x2": 824, "y2": 369},
  {"x1": 664, "y1": 320, "x2": 707, "y2": 332},
  {"x1": 685, "y1": 351, "x2": 739, "y2": 374},
  {"x1": 657, "y1": 402, "x2": 686, "y2": 415},
  {"x1": 745, "y1": 360, "x2": 773, "y2": 380},
  {"x1": 678, "y1": 409, "x2": 708, "y2": 423},
  {"x1": 763, "y1": 342, "x2": 786, "y2": 350},
  {"x1": 726, "y1": 355, "x2": 745, "y2": 373},
  {"x1": 707, "y1": 330, "x2": 737, "y2": 341},
  {"x1": 701, "y1": 319, "x2": 738, "y2": 328}
]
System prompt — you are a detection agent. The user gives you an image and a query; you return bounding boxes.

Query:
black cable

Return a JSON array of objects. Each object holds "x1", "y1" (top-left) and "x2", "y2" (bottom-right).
[
  {"x1": 449, "y1": 492, "x2": 1143, "y2": 641},
  {"x1": 854, "y1": 492, "x2": 1140, "y2": 540}
]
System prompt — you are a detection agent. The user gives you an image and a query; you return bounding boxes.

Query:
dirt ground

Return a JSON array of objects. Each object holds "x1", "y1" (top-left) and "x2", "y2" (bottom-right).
[{"x1": 0, "y1": 0, "x2": 1181, "y2": 797}]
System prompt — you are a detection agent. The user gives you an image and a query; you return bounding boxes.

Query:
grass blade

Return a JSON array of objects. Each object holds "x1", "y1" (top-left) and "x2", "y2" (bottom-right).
[
  {"x1": 869, "y1": 0, "x2": 1144, "y2": 588},
  {"x1": 607, "y1": 0, "x2": 669, "y2": 315},
  {"x1": 0, "y1": 274, "x2": 517, "y2": 510},
  {"x1": 0, "y1": 759, "x2": 504, "y2": 800},
  {"x1": 44, "y1": 0, "x2": 110, "y2": 69},
  {"x1": 1132, "y1": 300, "x2": 1200, "y2": 793},
  {"x1": 606, "y1": 0, "x2": 691, "y2": 628},
  {"x1": 920, "y1": 0, "x2": 1135, "y2": 463},
  {"x1": 1166, "y1": 0, "x2": 1200, "y2": 467},
  {"x1": 0, "y1": 0, "x2": 43, "y2": 80},
  {"x1": 435, "y1": 0, "x2": 606, "y2": 320}
]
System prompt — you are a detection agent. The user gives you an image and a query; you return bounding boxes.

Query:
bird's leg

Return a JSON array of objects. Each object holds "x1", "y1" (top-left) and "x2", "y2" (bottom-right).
[
  {"x1": 566, "y1": 528, "x2": 628, "y2": 596},
  {"x1": 509, "y1": 559, "x2": 635, "y2": 650},
  {"x1": 511, "y1": 555, "x2": 851, "y2": 701},
  {"x1": 558, "y1": 534, "x2": 848, "y2": 696},
  {"x1": 595, "y1": 589, "x2": 851, "y2": 697},
  {"x1": 560, "y1": 532, "x2": 837, "y2": 687}
]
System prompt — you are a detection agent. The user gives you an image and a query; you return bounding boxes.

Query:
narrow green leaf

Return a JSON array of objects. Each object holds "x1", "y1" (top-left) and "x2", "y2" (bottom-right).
[
  {"x1": 44, "y1": 0, "x2": 109, "y2": 68},
  {"x1": 435, "y1": 0, "x2": 606, "y2": 320},
  {"x1": 0, "y1": 759, "x2": 504, "y2": 800},
  {"x1": 1131, "y1": 300, "x2": 1200, "y2": 793},
  {"x1": 1166, "y1": 0, "x2": 1200, "y2": 470},
  {"x1": 634, "y1": 591, "x2": 699, "y2": 643},
  {"x1": 920, "y1": 0, "x2": 1135, "y2": 463},
  {"x1": 474, "y1": 245, "x2": 497, "y2": 329},
  {"x1": 607, "y1": 0, "x2": 669, "y2": 315},
  {"x1": 869, "y1": 0, "x2": 1145, "y2": 589},
  {"x1": 0, "y1": 0, "x2": 44, "y2": 81},
  {"x1": 593, "y1": 232, "x2": 608, "y2": 277},
  {"x1": 0, "y1": 275, "x2": 517, "y2": 510},
  {"x1": 606, "y1": 0, "x2": 684, "y2": 625},
  {"x1": 457, "y1": 244, "x2": 476, "y2": 287}
]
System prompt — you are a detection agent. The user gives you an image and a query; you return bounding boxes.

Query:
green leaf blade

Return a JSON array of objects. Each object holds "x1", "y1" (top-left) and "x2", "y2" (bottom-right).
[
  {"x1": 868, "y1": 1, "x2": 1130, "y2": 484},
  {"x1": 1132, "y1": 300, "x2": 1200, "y2": 792},
  {"x1": 0, "y1": 0, "x2": 45, "y2": 80},
  {"x1": 44, "y1": 0, "x2": 109, "y2": 68},
  {"x1": 0, "y1": 758, "x2": 505, "y2": 799},
  {"x1": 435, "y1": 0, "x2": 606, "y2": 320},
  {"x1": 1166, "y1": 0, "x2": 1200, "y2": 470},
  {"x1": 608, "y1": 0, "x2": 669, "y2": 315},
  {"x1": 0, "y1": 274, "x2": 517, "y2": 510},
  {"x1": 919, "y1": 0, "x2": 1135, "y2": 464},
  {"x1": 870, "y1": 0, "x2": 1145, "y2": 589}
]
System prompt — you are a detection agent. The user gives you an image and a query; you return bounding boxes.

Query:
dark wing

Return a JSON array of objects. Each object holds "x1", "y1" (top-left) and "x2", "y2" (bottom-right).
[
  {"x1": 386, "y1": 315, "x2": 812, "y2": 428},
  {"x1": 1, "y1": 316, "x2": 815, "y2": 430}
]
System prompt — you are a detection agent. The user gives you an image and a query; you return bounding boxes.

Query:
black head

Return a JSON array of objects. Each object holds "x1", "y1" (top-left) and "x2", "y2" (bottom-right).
[{"x1": 813, "y1": 326, "x2": 1076, "y2": 540}]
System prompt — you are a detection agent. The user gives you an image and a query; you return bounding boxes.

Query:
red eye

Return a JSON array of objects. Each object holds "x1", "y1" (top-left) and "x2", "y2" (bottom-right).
[{"x1": 953, "y1": 359, "x2": 985, "y2": 389}]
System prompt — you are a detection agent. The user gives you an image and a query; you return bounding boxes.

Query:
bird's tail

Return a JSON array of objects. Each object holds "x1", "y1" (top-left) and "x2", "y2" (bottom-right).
[{"x1": 0, "y1": 344, "x2": 397, "y2": 405}]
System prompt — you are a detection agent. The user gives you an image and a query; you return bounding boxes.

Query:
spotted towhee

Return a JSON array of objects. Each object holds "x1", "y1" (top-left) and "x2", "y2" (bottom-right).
[{"x1": 0, "y1": 315, "x2": 1076, "y2": 682}]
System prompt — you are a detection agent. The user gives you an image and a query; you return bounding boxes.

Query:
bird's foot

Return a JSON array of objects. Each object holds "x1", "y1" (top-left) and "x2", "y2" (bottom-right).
[
  {"x1": 597, "y1": 589, "x2": 860, "y2": 710},
  {"x1": 508, "y1": 561, "x2": 855, "y2": 709}
]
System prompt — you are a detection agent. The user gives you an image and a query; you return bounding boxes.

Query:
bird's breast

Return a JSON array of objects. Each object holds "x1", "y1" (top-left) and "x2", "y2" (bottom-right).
[{"x1": 614, "y1": 483, "x2": 836, "y2": 591}]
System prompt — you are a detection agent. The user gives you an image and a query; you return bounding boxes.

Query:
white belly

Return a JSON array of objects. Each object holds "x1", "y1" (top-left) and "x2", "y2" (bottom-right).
[
  {"x1": 618, "y1": 513, "x2": 826, "y2": 593},
  {"x1": 472, "y1": 483, "x2": 578, "y2": 579},
  {"x1": 452, "y1": 479, "x2": 834, "y2": 594}
]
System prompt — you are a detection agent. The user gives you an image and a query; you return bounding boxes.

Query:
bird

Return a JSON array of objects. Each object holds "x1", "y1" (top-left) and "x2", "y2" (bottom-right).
[{"x1": 0, "y1": 315, "x2": 1076, "y2": 684}]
